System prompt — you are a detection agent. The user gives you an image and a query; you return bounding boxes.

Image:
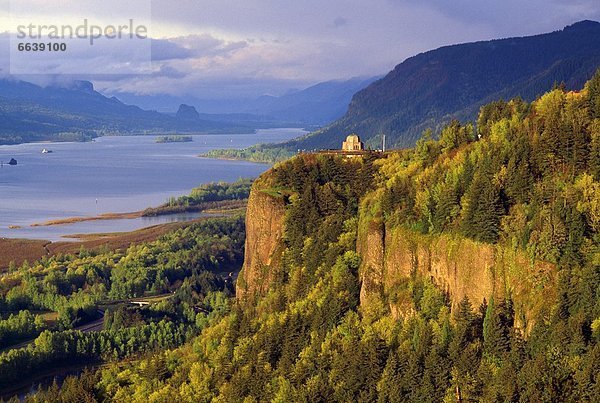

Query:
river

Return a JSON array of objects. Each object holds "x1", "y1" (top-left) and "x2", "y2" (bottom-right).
[{"x1": 0, "y1": 128, "x2": 304, "y2": 240}]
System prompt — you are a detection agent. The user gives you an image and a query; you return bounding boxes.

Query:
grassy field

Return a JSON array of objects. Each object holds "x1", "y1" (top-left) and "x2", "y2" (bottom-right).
[{"x1": 0, "y1": 239, "x2": 51, "y2": 271}]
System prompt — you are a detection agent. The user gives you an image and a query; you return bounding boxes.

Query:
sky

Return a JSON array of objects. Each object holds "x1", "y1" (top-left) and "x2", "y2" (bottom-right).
[{"x1": 1, "y1": 0, "x2": 599, "y2": 102}]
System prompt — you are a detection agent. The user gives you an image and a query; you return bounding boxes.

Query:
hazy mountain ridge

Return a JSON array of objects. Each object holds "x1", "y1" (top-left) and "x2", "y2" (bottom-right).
[
  {"x1": 0, "y1": 79, "x2": 250, "y2": 144},
  {"x1": 108, "y1": 76, "x2": 379, "y2": 125},
  {"x1": 245, "y1": 77, "x2": 380, "y2": 124},
  {"x1": 0, "y1": 75, "x2": 378, "y2": 145}
]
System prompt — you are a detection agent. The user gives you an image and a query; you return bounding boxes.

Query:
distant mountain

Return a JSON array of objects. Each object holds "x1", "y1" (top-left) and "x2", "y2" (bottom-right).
[
  {"x1": 106, "y1": 76, "x2": 379, "y2": 126},
  {"x1": 241, "y1": 77, "x2": 380, "y2": 124},
  {"x1": 292, "y1": 20, "x2": 600, "y2": 150},
  {"x1": 0, "y1": 80, "x2": 248, "y2": 145}
]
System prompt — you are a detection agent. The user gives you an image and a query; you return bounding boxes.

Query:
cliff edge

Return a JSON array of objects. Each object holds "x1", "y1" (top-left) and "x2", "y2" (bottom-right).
[{"x1": 236, "y1": 177, "x2": 287, "y2": 301}]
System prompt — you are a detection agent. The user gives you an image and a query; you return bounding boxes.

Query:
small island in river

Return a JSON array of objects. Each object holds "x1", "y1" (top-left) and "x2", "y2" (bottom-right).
[{"x1": 155, "y1": 135, "x2": 193, "y2": 143}]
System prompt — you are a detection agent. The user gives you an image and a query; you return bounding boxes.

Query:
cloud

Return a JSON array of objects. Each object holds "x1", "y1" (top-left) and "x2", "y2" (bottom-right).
[
  {"x1": 155, "y1": 65, "x2": 187, "y2": 79},
  {"x1": 2, "y1": 0, "x2": 599, "y2": 101},
  {"x1": 171, "y1": 34, "x2": 248, "y2": 57},
  {"x1": 391, "y1": 0, "x2": 600, "y2": 35},
  {"x1": 151, "y1": 39, "x2": 193, "y2": 61}
]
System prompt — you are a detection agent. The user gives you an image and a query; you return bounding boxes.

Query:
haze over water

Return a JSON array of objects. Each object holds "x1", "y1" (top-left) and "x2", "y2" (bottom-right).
[{"x1": 0, "y1": 128, "x2": 304, "y2": 240}]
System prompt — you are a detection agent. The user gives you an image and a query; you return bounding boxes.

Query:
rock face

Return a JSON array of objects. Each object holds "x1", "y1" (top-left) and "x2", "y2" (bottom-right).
[
  {"x1": 236, "y1": 180, "x2": 287, "y2": 302},
  {"x1": 356, "y1": 210, "x2": 555, "y2": 333}
]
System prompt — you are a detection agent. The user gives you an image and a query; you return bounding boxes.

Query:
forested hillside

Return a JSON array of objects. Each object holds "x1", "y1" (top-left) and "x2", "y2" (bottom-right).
[
  {"x1": 8, "y1": 71, "x2": 600, "y2": 402},
  {"x1": 288, "y1": 20, "x2": 600, "y2": 150}
]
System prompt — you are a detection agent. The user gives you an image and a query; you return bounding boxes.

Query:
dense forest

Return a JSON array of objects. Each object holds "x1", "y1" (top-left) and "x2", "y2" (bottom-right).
[
  {"x1": 203, "y1": 144, "x2": 295, "y2": 164},
  {"x1": 3, "y1": 71, "x2": 600, "y2": 402},
  {"x1": 142, "y1": 179, "x2": 253, "y2": 216},
  {"x1": 0, "y1": 216, "x2": 244, "y2": 394}
]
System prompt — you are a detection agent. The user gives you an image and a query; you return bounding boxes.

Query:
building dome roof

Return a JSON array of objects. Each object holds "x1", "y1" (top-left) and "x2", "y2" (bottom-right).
[{"x1": 346, "y1": 134, "x2": 360, "y2": 142}]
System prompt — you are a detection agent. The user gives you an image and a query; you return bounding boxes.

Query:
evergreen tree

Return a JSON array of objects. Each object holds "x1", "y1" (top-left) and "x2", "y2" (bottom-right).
[
  {"x1": 505, "y1": 131, "x2": 533, "y2": 204},
  {"x1": 433, "y1": 182, "x2": 459, "y2": 232},
  {"x1": 477, "y1": 100, "x2": 511, "y2": 138},
  {"x1": 590, "y1": 120, "x2": 600, "y2": 179},
  {"x1": 439, "y1": 120, "x2": 474, "y2": 152},
  {"x1": 586, "y1": 68, "x2": 600, "y2": 119},
  {"x1": 462, "y1": 163, "x2": 504, "y2": 243},
  {"x1": 450, "y1": 296, "x2": 477, "y2": 359},
  {"x1": 483, "y1": 297, "x2": 511, "y2": 358}
]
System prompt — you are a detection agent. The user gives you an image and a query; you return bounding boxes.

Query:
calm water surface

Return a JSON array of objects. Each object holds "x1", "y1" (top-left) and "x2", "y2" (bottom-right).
[{"x1": 0, "y1": 128, "x2": 304, "y2": 240}]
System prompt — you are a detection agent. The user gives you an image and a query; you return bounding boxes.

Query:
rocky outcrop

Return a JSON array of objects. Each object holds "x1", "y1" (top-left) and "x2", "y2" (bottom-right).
[
  {"x1": 236, "y1": 181, "x2": 287, "y2": 302},
  {"x1": 176, "y1": 104, "x2": 200, "y2": 120}
]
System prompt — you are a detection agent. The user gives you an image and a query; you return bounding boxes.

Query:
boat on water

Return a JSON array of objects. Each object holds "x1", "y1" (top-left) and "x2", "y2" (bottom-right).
[{"x1": 41, "y1": 148, "x2": 53, "y2": 154}]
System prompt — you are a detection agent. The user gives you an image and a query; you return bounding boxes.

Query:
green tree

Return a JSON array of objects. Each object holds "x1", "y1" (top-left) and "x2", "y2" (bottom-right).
[
  {"x1": 586, "y1": 68, "x2": 600, "y2": 119},
  {"x1": 462, "y1": 165, "x2": 504, "y2": 243}
]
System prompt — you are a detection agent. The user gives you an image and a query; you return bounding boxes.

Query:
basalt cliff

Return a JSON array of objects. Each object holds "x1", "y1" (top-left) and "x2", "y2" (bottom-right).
[{"x1": 237, "y1": 156, "x2": 557, "y2": 332}]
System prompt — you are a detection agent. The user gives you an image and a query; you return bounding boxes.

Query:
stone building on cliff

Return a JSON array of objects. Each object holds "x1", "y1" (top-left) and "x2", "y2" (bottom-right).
[{"x1": 342, "y1": 134, "x2": 364, "y2": 151}]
